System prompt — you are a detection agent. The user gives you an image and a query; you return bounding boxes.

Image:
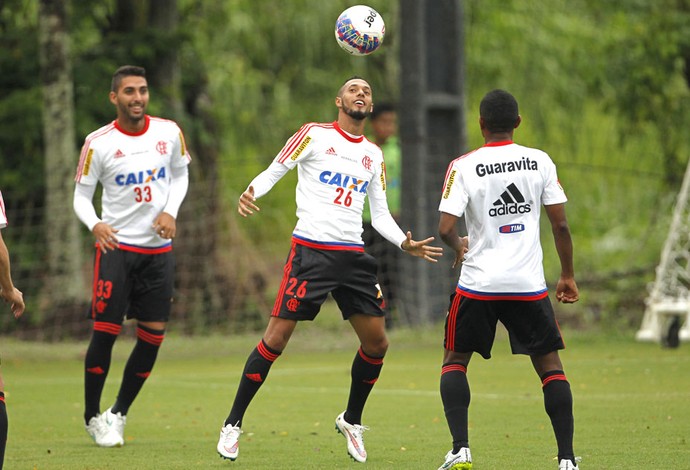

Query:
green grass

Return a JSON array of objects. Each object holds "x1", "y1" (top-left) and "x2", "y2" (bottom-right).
[{"x1": 2, "y1": 317, "x2": 690, "y2": 469}]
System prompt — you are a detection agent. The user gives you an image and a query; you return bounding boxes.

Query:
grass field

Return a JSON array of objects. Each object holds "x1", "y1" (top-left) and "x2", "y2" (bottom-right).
[{"x1": 2, "y1": 316, "x2": 689, "y2": 469}]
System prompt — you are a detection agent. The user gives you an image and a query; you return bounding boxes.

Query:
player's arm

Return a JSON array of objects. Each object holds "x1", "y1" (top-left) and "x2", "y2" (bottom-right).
[
  {"x1": 73, "y1": 183, "x2": 119, "y2": 253},
  {"x1": 153, "y1": 165, "x2": 189, "y2": 239},
  {"x1": 544, "y1": 203, "x2": 579, "y2": 303},
  {"x1": 369, "y1": 179, "x2": 442, "y2": 262},
  {"x1": 238, "y1": 161, "x2": 289, "y2": 217},
  {"x1": 438, "y1": 211, "x2": 468, "y2": 268},
  {"x1": 0, "y1": 230, "x2": 24, "y2": 318}
]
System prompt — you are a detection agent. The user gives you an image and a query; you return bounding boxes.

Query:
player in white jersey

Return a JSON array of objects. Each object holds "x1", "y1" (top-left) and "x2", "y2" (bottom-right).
[
  {"x1": 436, "y1": 90, "x2": 580, "y2": 470},
  {"x1": 0, "y1": 190, "x2": 25, "y2": 469},
  {"x1": 73, "y1": 65, "x2": 191, "y2": 448},
  {"x1": 216, "y1": 77, "x2": 442, "y2": 464}
]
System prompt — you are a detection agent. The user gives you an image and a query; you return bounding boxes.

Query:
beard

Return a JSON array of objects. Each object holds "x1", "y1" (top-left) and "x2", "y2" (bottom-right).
[{"x1": 343, "y1": 103, "x2": 370, "y2": 121}]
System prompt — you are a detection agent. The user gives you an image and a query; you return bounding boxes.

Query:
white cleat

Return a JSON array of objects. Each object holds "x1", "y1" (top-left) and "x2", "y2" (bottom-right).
[
  {"x1": 103, "y1": 407, "x2": 126, "y2": 446},
  {"x1": 438, "y1": 447, "x2": 472, "y2": 470},
  {"x1": 217, "y1": 422, "x2": 242, "y2": 460},
  {"x1": 558, "y1": 457, "x2": 581, "y2": 470},
  {"x1": 335, "y1": 411, "x2": 368, "y2": 463},
  {"x1": 85, "y1": 413, "x2": 123, "y2": 448}
]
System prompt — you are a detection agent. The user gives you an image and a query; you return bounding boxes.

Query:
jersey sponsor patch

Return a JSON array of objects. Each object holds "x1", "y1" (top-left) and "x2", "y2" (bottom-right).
[
  {"x1": 443, "y1": 169, "x2": 456, "y2": 199},
  {"x1": 380, "y1": 162, "x2": 386, "y2": 190},
  {"x1": 499, "y1": 223, "x2": 525, "y2": 234},
  {"x1": 290, "y1": 136, "x2": 312, "y2": 161},
  {"x1": 83, "y1": 148, "x2": 94, "y2": 176}
]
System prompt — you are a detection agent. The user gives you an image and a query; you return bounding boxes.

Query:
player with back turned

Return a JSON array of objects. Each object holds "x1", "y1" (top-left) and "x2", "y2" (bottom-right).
[
  {"x1": 436, "y1": 89, "x2": 580, "y2": 470},
  {"x1": 216, "y1": 76, "x2": 442, "y2": 464}
]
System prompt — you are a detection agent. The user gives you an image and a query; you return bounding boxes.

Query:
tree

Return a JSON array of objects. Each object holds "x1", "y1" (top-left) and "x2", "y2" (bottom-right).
[{"x1": 38, "y1": 0, "x2": 85, "y2": 333}]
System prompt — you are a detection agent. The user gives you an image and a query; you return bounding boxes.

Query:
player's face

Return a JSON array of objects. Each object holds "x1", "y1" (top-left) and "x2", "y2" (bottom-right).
[
  {"x1": 110, "y1": 76, "x2": 149, "y2": 123},
  {"x1": 338, "y1": 79, "x2": 373, "y2": 121}
]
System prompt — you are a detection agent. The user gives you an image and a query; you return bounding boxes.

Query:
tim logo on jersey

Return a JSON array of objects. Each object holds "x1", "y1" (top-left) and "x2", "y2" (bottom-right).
[
  {"x1": 489, "y1": 182, "x2": 531, "y2": 217},
  {"x1": 115, "y1": 167, "x2": 167, "y2": 186}
]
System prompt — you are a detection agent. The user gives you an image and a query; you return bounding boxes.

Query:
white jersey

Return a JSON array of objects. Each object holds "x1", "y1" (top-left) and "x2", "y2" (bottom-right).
[
  {"x1": 0, "y1": 191, "x2": 7, "y2": 229},
  {"x1": 275, "y1": 121, "x2": 398, "y2": 250},
  {"x1": 74, "y1": 115, "x2": 191, "y2": 248},
  {"x1": 438, "y1": 140, "x2": 567, "y2": 299}
]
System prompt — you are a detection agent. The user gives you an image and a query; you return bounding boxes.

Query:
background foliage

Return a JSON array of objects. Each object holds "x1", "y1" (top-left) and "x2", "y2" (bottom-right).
[{"x1": 1, "y1": 0, "x2": 689, "y2": 337}]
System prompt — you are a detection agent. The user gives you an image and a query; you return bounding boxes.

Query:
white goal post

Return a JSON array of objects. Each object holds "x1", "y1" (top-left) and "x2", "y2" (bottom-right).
[{"x1": 637, "y1": 157, "x2": 690, "y2": 346}]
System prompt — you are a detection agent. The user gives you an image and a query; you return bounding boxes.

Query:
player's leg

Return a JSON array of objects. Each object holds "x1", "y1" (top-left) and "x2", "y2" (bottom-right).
[
  {"x1": 0, "y1": 371, "x2": 7, "y2": 468},
  {"x1": 111, "y1": 319, "x2": 167, "y2": 417},
  {"x1": 532, "y1": 351, "x2": 577, "y2": 468},
  {"x1": 225, "y1": 316, "x2": 297, "y2": 427},
  {"x1": 504, "y1": 297, "x2": 577, "y2": 468},
  {"x1": 84, "y1": 248, "x2": 127, "y2": 436},
  {"x1": 217, "y1": 316, "x2": 296, "y2": 460},
  {"x1": 346, "y1": 313, "x2": 388, "y2": 425},
  {"x1": 438, "y1": 292, "x2": 496, "y2": 470}
]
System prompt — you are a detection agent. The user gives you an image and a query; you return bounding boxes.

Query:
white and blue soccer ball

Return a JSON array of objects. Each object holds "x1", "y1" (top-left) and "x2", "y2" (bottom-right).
[{"x1": 335, "y1": 5, "x2": 385, "y2": 56}]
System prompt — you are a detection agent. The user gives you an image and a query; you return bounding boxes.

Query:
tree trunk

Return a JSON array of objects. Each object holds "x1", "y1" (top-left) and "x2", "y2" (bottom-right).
[{"x1": 38, "y1": 0, "x2": 86, "y2": 321}]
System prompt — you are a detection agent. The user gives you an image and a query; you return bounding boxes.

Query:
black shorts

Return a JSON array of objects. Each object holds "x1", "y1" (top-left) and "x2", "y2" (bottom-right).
[
  {"x1": 87, "y1": 246, "x2": 175, "y2": 324},
  {"x1": 444, "y1": 289, "x2": 565, "y2": 359},
  {"x1": 271, "y1": 241, "x2": 385, "y2": 321}
]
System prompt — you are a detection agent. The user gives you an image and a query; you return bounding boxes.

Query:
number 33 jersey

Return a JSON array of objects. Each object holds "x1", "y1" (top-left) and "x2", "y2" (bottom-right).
[
  {"x1": 276, "y1": 121, "x2": 389, "y2": 247},
  {"x1": 74, "y1": 115, "x2": 191, "y2": 246}
]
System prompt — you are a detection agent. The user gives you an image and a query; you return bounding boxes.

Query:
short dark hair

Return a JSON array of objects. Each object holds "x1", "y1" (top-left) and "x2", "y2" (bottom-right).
[
  {"x1": 111, "y1": 65, "x2": 146, "y2": 92},
  {"x1": 479, "y1": 89, "x2": 519, "y2": 133},
  {"x1": 371, "y1": 102, "x2": 396, "y2": 121},
  {"x1": 338, "y1": 75, "x2": 371, "y2": 96}
]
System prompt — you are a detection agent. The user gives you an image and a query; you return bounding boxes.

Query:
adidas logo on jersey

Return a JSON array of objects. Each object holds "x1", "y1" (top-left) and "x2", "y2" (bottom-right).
[
  {"x1": 114, "y1": 149, "x2": 126, "y2": 158},
  {"x1": 325, "y1": 147, "x2": 337, "y2": 156},
  {"x1": 489, "y1": 183, "x2": 531, "y2": 217}
]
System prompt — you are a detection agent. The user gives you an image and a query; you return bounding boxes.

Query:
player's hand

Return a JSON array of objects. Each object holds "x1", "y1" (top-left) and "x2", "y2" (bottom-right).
[
  {"x1": 153, "y1": 212, "x2": 177, "y2": 239},
  {"x1": 452, "y1": 236, "x2": 469, "y2": 268},
  {"x1": 92, "y1": 222, "x2": 119, "y2": 253},
  {"x1": 401, "y1": 231, "x2": 443, "y2": 263},
  {"x1": 555, "y1": 277, "x2": 579, "y2": 303},
  {"x1": 238, "y1": 186, "x2": 260, "y2": 217},
  {"x1": 1, "y1": 287, "x2": 24, "y2": 318}
]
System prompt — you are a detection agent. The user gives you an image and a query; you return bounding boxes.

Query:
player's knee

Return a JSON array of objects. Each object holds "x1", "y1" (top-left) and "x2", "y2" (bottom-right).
[{"x1": 364, "y1": 337, "x2": 388, "y2": 357}]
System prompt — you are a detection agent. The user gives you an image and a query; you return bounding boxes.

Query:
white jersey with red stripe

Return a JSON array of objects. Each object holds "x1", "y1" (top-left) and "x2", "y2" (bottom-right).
[
  {"x1": 275, "y1": 121, "x2": 393, "y2": 249},
  {"x1": 438, "y1": 140, "x2": 567, "y2": 299},
  {"x1": 74, "y1": 115, "x2": 191, "y2": 247},
  {"x1": 0, "y1": 190, "x2": 7, "y2": 229}
]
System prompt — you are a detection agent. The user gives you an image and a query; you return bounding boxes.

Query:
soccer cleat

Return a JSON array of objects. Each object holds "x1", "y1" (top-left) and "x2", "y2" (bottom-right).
[
  {"x1": 558, "y1": 457, "x2": 581, "y2": 470},
  {"x1": 438, "y1": 447, "x2": 473, "y2": 470},
  {"x1": 85, "y1": 413, "x2": 123, "y2": 448},
  {"x1": 217, "y1": 422, "x2": 242, "y2": 460},
  {"x1": 334, "y1": 411, "x2": 369, "y2": 463},
  {"x1": 103, "y1": 407, "x2": 126, "y2": 446}
]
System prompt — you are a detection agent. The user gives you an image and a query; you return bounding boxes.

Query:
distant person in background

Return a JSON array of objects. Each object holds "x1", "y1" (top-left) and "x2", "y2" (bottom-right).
[
  {"x1": 436, "y1": 89, "x2": 580, "y2": 470},
  {"x1": 0, "y1": 190, "x2": 25, "y2": 470},
  {"x1": 73, "y1": 65, "x2": 191, "y2": 448},
  {"x1": 362, "y1": 102, "x2": 401, "y2": 328}
]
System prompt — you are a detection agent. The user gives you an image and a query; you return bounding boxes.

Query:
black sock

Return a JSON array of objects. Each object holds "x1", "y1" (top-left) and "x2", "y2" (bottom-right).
[
  {"x1": 541, "y1": 370, "x2": 575, "y2": 462},
  {"x1": 226, "y1": 340, "x2": 281, "y2": 427},
  {"x1": 344, "y1": 347, "x2": 384, "y2": 425},
  {"x1": 84, "y1": 323, "x2": 120, "y2": 423},
  {"x1": 440, "y1": 362, "x2": 470, "y2": 453},
  {"x1": 112, "y1": 325, "x2": 165, "y2": 416},
  {"x1": 0, "y1": 392, "x2": 7, "y2": 469}
]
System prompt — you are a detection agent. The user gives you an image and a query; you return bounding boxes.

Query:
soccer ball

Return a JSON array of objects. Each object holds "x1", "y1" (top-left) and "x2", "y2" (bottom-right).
[{"x1": 335, "y1": 5, "x2": 385, "y2": 56}]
